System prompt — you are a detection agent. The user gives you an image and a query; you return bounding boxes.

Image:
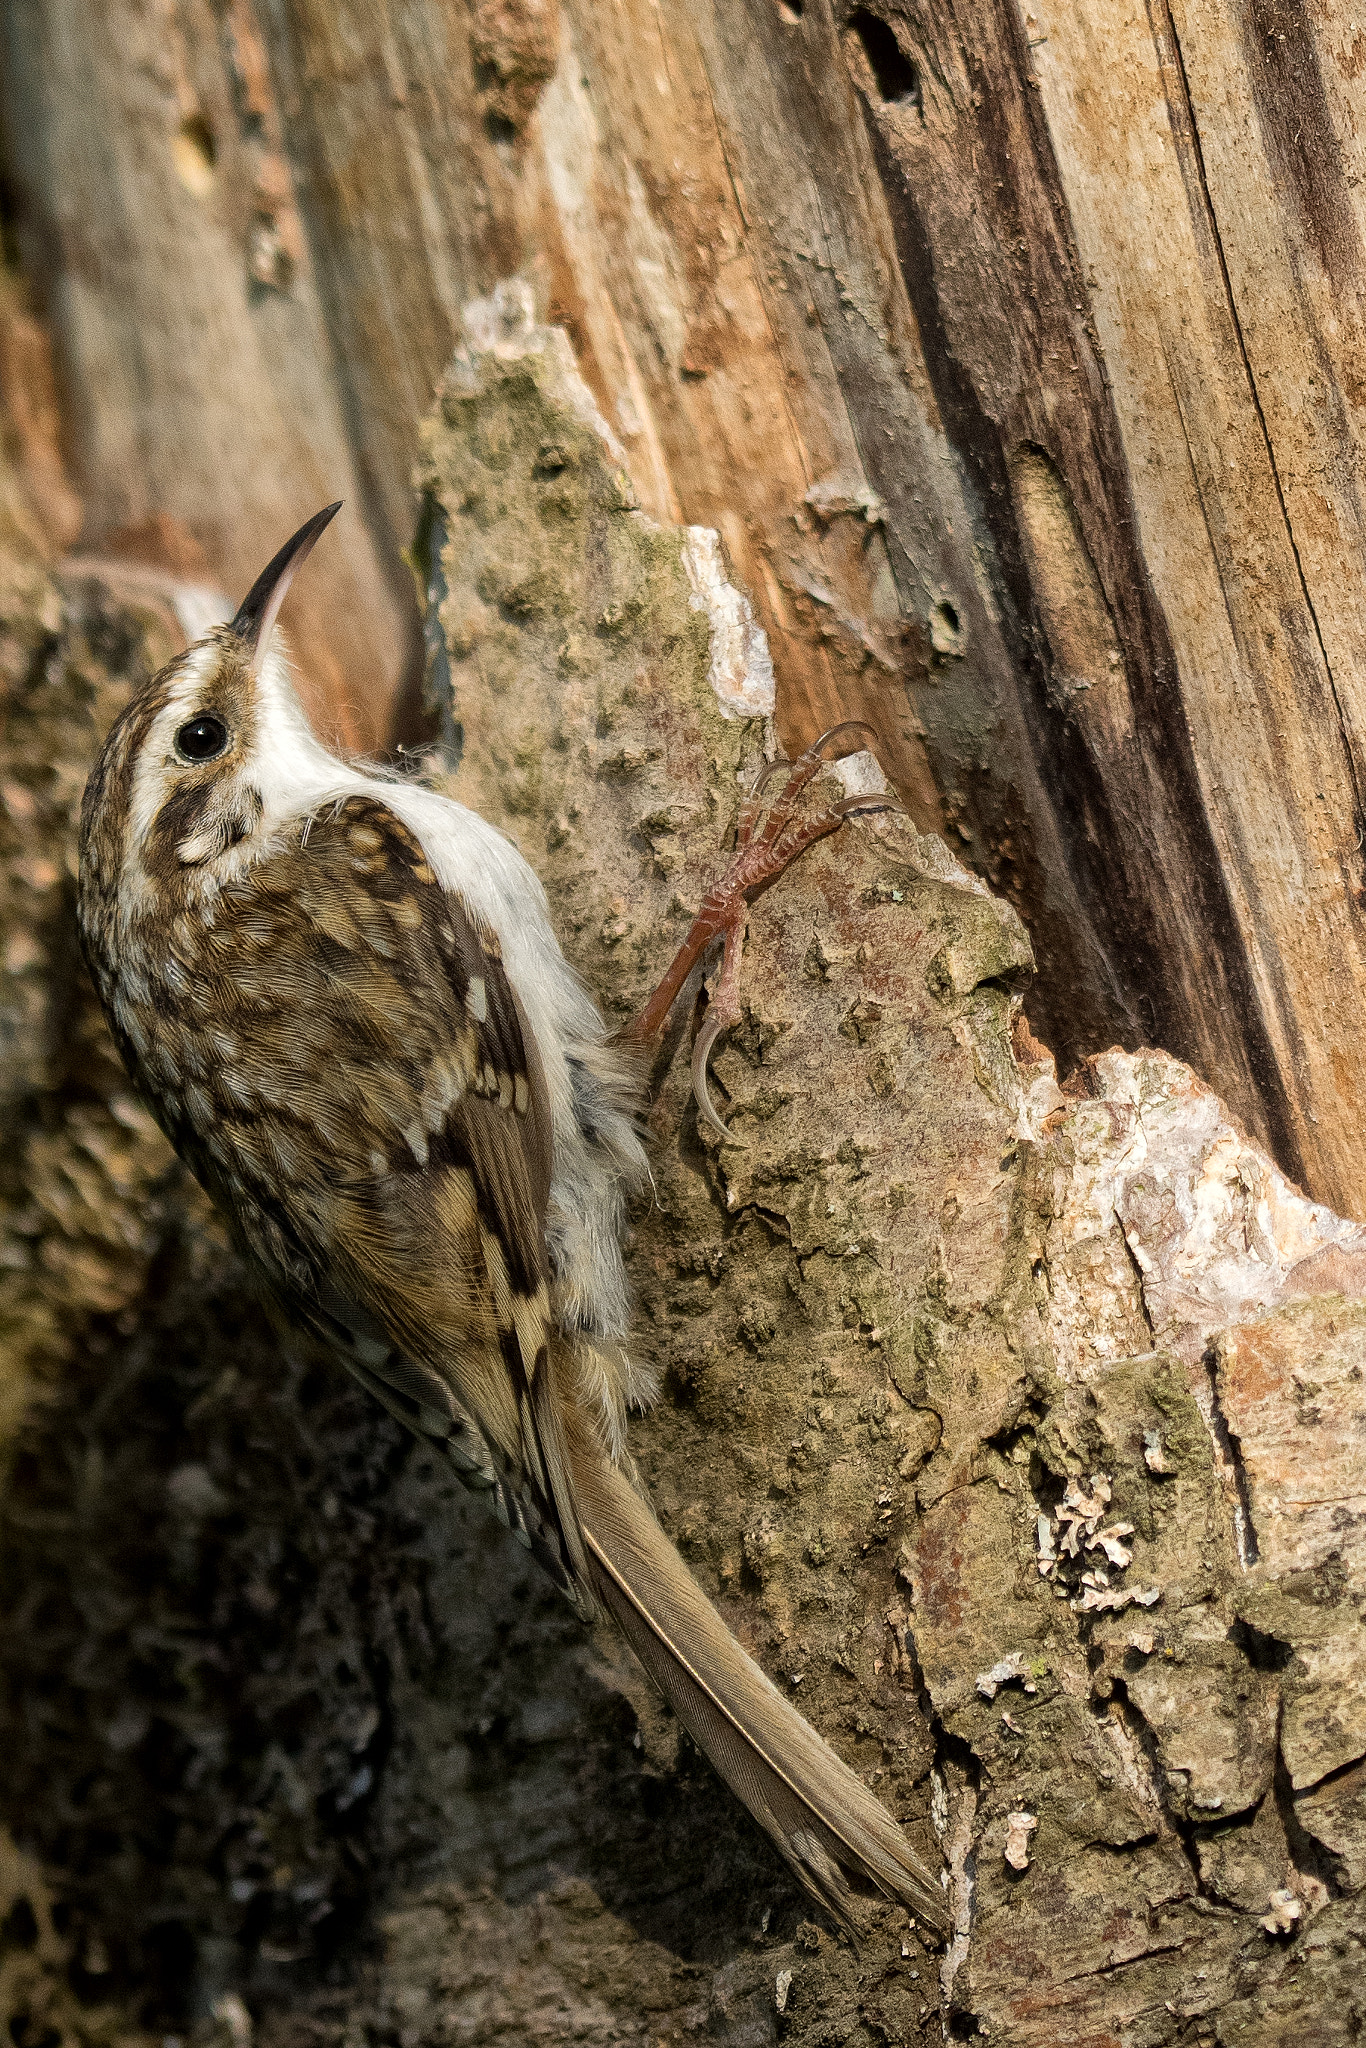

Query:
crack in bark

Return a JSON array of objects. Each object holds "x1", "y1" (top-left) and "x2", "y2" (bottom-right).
[
  {"x1": 1112, "y1": 1193, "x2": 1260, "y2": 1572},
  {"x1": 1294, "y1": 1745, "x2": 1366, "y2": 1801},
  {"x1": 1202, "y1": 1344, "x2": 1260, "y2": 1569},
  {"x1": 1057, "y1": 1932, "x2": 1199, "y2": 1986},
  {"x1": 1107, "y1": 1679, "x2": 1222, "y2": 1905},
  {"x1": 1274, "y1": 1709, "x2": 1346, "y2": 1902},
  {"x1": 897, "y1": 1621, "x2": 977, "y2": 1986},
  {"x1": 1115, "y1": 1207, "x2": 1159, "y2": 1343}
]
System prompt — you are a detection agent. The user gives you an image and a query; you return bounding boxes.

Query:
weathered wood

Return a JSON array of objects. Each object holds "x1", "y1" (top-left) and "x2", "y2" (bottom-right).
[
  {"x1": 0, "y1": 0, "x2": 1121, "y2": 1068},
  {"x1": 10, "y1": 0, "x2": 1366, "y2": 1205},
  {"x1": 1012, "y1": 0, "x2": 1366, "y2": 1212},
  {"x1": 0, "y1": 0, "x2": 411, "y2": 750}
]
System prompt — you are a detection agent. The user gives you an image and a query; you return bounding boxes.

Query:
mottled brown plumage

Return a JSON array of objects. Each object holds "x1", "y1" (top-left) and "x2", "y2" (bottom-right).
[{"x1": 76, "y1": 508, "x2": 949, "y2": 1936}]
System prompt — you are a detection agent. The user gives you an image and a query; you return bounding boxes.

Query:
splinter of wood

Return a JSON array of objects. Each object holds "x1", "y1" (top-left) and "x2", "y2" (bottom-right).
[{"x1": 624, "y1": 722, "x2": 900, "y2": 1137}]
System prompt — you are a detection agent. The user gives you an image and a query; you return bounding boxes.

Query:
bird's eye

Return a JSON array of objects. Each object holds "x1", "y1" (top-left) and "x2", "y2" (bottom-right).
[{"x1": 174, "y1": 714, "x2": 230, "y2": 763}]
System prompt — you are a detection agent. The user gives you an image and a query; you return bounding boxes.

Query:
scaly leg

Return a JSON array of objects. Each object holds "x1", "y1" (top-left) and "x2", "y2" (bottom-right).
[{"x1": 624, "y1": 723, "x2": 900, "y2": 1136}]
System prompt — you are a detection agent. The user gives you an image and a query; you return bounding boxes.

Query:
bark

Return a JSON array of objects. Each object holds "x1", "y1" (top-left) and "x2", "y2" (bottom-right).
[{"x1": 2, "y1": 6, "x2": 1366, "y2": 2046}]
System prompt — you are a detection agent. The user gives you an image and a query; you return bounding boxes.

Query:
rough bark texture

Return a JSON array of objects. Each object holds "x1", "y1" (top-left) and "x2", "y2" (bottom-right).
[{"x1": 4, "y1": 5, "x2": 1366, "y2": 2045}]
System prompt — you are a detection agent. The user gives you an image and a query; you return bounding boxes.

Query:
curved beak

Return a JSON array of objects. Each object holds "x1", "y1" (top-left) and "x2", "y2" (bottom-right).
[{"x1": 230, "y1": 501, "x2": 342, "y2": 675}]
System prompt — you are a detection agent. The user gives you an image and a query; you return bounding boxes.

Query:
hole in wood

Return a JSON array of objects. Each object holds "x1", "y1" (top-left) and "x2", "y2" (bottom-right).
[
  {"x1": 2, "y1": 1897, "x2": 38, "y2": 1951},
  {"x1": 172, "y1": 114, "x2": 217, "y2": 199},
  {"x1": 777, "y1": 0, "x2": 804, "y2": 20},
  {"x1": 847, "y1": 10, "x2": 920, "y2": 106},
  {"x1": 929, "y1": 600, "x2": 964, "y2": 659}
]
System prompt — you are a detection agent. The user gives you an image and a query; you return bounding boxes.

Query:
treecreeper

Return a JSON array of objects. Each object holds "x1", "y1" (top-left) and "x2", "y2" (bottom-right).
[{"x1": 75, "y1": 504, "x2": 949, "y2": 1939}]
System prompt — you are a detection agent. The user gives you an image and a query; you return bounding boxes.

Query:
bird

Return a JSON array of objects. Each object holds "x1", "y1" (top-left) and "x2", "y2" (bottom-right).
[{"x1": 76, "y1": 502, "x2": 949, "y2": 1939}]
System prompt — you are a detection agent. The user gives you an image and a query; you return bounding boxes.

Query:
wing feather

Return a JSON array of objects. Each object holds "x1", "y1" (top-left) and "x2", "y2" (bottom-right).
[{"x1": 192, "y1": 794, "x2": 580, "y2": 1584}]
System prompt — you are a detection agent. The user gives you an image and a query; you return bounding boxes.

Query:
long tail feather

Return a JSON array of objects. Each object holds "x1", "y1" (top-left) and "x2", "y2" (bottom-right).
[{"x1": 567, "y1": 1437, "x2": 949, "y2": 1937}]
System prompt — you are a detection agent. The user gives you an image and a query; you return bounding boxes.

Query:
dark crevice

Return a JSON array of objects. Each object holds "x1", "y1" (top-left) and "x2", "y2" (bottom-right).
[
  {"x1": 1080, "y1": 1830, "x2": 1161, "y2": 1858},
  {"x1": 897, "y1": 1622, "x2": 975, "y2": 1977},
  {"x1": 1, "y1": 1899, "x2": 39, "y2": 1951},
  {"x1": 1115, "y1": 1215, "x2": 1158, "y2": 1343},
  {"x1": 1106, "y1": 1679, "x2": 1214, "y2": 1900},
  {"x1": 982, "y1": 1398, "x2": 1044, "y2": 1458},
  {"x1": 846, "y1": 11, "x2": 921, "y2": 109},
  {"x1": 1292, "y1": 1747, "x2": 1366, "y2": 1800},
  {"x1": 1202, "y1": 1344, "x2": 1261, "y2": 1566},
  {"x1": 175, "y1": 112, "x2": 217, "y2": 171},
  {"x1": 1228, "y1": 1617, "x2": 1292, "y2": 1672},
  {"x1": 0, "y1": 162, "x2": 23, "y2": 275},
  {"x1": 1057, "y1": 1934, "x2": 1194, "y2": 1985},
  {"x1": 727, "y1": 1201, "x2": 796, "y2": 1248},
  {"x1": 1273, "y1": 1717, "x2": 1346, "y2": 1902},
  {"x1": 971, "y1": 971, "x2": 1031, "y2": 1002}
]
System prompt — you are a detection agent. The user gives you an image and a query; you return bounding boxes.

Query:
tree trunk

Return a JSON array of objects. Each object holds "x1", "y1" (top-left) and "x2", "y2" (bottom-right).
[{"x1": 2, "y1": 5, "x2": 1365, "y2": 2045}]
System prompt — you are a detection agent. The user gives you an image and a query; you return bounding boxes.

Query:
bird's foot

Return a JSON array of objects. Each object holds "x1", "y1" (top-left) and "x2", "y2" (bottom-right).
[{"x1": 625, "y1": 723, "x2": 900, "y2": 1137}]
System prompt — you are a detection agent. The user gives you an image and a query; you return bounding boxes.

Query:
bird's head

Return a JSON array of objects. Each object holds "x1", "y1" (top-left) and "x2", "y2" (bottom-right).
[{"x1": 79, "y1": 502, "x2": 345, "y2": 932}]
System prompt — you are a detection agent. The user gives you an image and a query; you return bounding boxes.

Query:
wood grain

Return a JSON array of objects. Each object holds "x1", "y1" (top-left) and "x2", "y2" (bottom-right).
[
  {"x1": 0, "y1": 0, "x2": 411, "y2": 750},
  {"x1": 1021, "y1": 0, "x2": 1366, "y2": 1206}
]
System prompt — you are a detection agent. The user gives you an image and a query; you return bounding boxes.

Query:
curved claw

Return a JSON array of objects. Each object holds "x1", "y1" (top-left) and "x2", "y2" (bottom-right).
[
  {"x1": 751, "y1": 753, "x2": 794, "y2": 798},
  {"x1": 749, "y1": 722, "x2": 883, "y2": 802},
  {"x1": 749, "y1": 724, "x2": 888, "y2": 811},
  {"x1": 690, "y1": 1007, "x2": 742, "y2": 1143},
  {"x1": 811, "y1": 718, "x2": 882, "y2": 761},
  {"x1": 830, "y1": 791, "x2": 907, "y2": 821}
]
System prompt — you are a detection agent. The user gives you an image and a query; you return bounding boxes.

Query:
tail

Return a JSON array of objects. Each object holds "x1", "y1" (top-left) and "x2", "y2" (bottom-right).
[{"x1": 566, "y1": 1436, "x2": 949, "y2": 1937}]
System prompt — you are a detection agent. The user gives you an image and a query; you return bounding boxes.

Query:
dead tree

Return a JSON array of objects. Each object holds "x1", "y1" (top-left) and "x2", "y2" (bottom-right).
[{"x1": 1, "y1": 5, "x2": 1364, "y2": 2043}]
